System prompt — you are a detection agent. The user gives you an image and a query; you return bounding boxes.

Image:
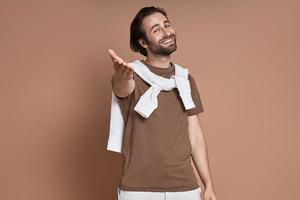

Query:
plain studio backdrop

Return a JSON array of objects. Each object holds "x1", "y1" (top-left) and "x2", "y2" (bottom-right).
[{"x1": 0, "y1": 0, "x2": 299, "y2": 200}]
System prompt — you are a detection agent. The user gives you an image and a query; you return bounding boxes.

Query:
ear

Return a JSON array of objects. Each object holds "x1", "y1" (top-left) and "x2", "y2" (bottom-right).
[{"x1": 138, "y1": 38, "x2": 148, "y2": 49}]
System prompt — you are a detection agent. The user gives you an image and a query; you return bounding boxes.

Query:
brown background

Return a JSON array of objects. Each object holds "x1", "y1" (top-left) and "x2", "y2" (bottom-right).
[{"x1": 0, "y1": 0, "x2": 299, "y2": 200}]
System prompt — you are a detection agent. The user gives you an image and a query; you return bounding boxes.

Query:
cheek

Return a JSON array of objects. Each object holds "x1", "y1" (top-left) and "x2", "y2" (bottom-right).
[
  {"x1": 152, "y1": 35, "x2": 163, "y2": 43},
  {"x1": 171, "y1": 29, "x2": 176, "y2": 35},
  {"x1": 168, "y1": 27, "x2": 176, "y2": 35}
]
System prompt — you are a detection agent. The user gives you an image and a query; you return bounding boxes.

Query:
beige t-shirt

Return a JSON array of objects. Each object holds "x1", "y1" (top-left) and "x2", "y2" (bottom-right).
[{"x1": 112, "y1": 60, "x2": 204, "y2": 192}]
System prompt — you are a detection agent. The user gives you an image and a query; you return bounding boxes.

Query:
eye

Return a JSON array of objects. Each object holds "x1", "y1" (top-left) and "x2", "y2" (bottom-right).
[{"x1": 153, "y1": 27, "x2": 161, "y2": 33}]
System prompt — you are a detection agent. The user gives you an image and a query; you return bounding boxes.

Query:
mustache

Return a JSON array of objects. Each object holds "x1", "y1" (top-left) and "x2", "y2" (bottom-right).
[{"x1": 160, "y1": 34, "x2": 176, "y2": 42}]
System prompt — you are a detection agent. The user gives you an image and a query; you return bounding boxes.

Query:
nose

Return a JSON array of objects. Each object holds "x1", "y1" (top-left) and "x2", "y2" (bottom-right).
[{"x1": 162, "y1": 28, "x2": 171, "y2": 37}]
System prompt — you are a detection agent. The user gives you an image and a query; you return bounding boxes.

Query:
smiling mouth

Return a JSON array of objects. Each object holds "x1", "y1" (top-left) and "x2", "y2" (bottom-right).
[{"x1": 161, "y1": 37, "x2": 174, "y2": 44}]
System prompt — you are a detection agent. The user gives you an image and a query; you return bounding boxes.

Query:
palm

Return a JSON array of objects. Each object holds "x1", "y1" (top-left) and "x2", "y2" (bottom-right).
[{"x1": 108, "y1": 49, "x2": 133, "y2": 80}]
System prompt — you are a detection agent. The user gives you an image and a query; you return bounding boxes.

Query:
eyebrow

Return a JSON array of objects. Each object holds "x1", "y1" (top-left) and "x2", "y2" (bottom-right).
[{"x1": 150, "y1": 20, "x2": 170, "y2": 32}]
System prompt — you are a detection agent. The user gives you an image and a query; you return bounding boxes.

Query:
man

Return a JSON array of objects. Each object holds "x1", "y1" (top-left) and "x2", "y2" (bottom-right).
[{"x1": 108, "y1": 6, "x2": 218, "y2": 200}]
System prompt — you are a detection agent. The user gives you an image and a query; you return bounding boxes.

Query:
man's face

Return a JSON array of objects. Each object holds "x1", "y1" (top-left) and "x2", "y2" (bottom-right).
[{"x1": 140, "y1": 12, "x2": 177, "y2": 56}]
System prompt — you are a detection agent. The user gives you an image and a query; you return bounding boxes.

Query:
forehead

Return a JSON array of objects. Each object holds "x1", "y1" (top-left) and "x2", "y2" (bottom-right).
[{"x1": 142, "y1": 12, "x2": 169, "y2": 31}]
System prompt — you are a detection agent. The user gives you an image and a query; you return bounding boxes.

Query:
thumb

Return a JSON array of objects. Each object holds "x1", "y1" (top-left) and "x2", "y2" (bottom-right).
[{"x1": 108, "y1": 49, "x2": 118, "y2": 60}]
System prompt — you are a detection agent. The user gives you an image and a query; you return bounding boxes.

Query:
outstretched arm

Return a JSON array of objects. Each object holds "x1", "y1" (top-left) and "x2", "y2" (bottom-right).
[{"x1": 108, "y1": 49, "x2": 135, "y2": 97}]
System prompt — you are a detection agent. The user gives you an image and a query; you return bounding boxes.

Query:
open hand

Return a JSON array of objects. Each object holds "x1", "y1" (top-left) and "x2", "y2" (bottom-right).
[{"x1": 108, "y1": 49, "x2": 134, "y2": 80}]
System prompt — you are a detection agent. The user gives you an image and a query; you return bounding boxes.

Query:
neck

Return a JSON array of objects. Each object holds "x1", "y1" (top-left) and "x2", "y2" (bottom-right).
[{"x1": 144, "y1": 54, "x2": 171, "y2": 69}]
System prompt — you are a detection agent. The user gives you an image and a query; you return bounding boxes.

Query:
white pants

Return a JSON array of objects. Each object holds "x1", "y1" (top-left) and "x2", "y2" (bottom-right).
[{"x1": 117, "y1": 187, "x2": 202, "y2": 200}]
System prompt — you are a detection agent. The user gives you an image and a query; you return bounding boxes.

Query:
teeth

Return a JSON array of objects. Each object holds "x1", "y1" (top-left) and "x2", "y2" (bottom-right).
[{"x1": 162, "y1": 38, "x2": 173, "y2": 44}]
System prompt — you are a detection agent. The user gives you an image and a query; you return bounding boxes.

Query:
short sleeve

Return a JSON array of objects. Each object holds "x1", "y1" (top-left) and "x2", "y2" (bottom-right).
[
  {"x1": 186, "y1": 74, "x2": 204, "y2": 116},
  {"x1": 110, "y1": 76, "x2": 134, "y2": 120}
]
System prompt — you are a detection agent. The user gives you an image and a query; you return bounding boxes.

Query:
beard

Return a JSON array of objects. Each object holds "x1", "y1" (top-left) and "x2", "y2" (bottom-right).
[{"x1": 145, "y1": 34, "x2": 177, "y2": 56}]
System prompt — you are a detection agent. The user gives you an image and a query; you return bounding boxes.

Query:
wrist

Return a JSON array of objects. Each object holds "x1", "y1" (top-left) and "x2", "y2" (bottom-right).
[
  {"x1": 204, "y1": 182, "x2": 214, "y2": 189},
  {"x1": 115, "y1": 73, "x2": 133, "y2": 82}
]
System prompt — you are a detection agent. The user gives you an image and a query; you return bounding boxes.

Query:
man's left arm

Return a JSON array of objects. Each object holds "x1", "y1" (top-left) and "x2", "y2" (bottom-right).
[{"x1": 188, "y1": 114, "x2": 218, "y2": 200}]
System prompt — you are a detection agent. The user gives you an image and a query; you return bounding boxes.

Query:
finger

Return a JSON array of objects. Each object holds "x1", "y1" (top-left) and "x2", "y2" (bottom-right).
[
  {"x1": 115, "y1": 62, "x2": 125, "y2": 72},
  {"x1": 114, "y1": 59, "x2": 124, "y2": 68},
  {"x1": 125, "y1": 69, "x2": 133, "y2": 77},
  {"x1": 123, "y1": 62, "x2": 133, "y2": 69},
  {"x1": 124, "y1": 63, "x2": 134, "y2": 71},
  {"x1": 126, "y1": 63, "x2": 134, "y2": 70},
  {"x1": 117, "y1": 60, "x2": 129, "y2": 69},
  {"x1": 122, "y1": 66, "x2": 132, "y2": 74},
  {"x1": 108, "y1": 50, "x2": 117, "y2": 62},
  {"x1": 108, "y1": 49, "x2": 124, "y2": 64},
  {"x1": 118, "y1": 60, "x2": 127, "y2": 69},
  {"x1": 114, "y1": 59, "x2": 125, "y2": 71},
  {"x1": 119, "y1": 60, "x2": 126, "y2": 66},
  {"x1": 120, "y1": 65, "x2": 129, "y2": 74},
  {"x1": 108, "y1": 49, "x2": 118, "y2": 60},
  {"x1": 114, "y1": 58, "x2": 125, "y2": 69},
  {"x1": 109, "y1": 52, "x2": 122, "y2": 65},
  {"x1": 113, "y1": 62, "x2": 120, "y2": 70},
  {"x1": 121, "y1": 63, "x2": 134, "y2": 74},
  {"x1": 116, "y1": 64, "x2": 127, "y2": 73}
]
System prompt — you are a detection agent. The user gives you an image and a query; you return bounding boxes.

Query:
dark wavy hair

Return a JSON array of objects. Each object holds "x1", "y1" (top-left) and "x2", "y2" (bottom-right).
[{"x1": 130, "y1": 6, "x2": 169, "y2": 57}]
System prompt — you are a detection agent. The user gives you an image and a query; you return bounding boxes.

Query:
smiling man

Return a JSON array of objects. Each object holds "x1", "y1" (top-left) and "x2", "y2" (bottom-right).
[{"x1": 108, "y1": 6, "x2": 218, "y2": 200}]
